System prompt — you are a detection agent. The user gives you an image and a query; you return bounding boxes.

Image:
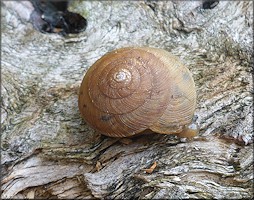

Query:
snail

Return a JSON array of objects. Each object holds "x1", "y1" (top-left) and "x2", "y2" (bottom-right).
[{"x1": 78, "y1": 47, "x2": 198, "y2": 138}]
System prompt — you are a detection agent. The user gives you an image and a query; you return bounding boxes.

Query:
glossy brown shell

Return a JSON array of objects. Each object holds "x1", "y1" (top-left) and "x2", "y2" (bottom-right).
[{"x1": 78, "y1": 47, "x2": 196, "y2": 137}]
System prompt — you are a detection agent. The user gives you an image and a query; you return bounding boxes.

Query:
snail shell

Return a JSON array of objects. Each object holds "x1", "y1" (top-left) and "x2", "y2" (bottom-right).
[{"x1": 78, "y1": 47, "x2": 197, "y2": 137}]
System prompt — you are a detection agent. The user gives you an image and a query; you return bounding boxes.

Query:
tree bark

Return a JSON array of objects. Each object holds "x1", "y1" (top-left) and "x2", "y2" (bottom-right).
[{"x1": 1, "y1": 1, "x2": 253, "y2": 199}]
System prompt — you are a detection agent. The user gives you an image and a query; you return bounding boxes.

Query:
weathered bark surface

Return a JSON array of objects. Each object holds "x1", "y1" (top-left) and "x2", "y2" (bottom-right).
[{"x1": 1, "y1": 1, "x2": 253, "y2": 199}]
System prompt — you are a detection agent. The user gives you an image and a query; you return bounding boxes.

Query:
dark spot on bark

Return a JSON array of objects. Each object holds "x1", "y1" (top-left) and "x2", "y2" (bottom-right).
[
  {"x1": 30, "y1": 0, "x2": 87, "y2": 36},
  {"x1": 101, "y1": 115, "x2": 112, "y2": 121},
  {"x1": 202, "y1": 0, "x2": 219, "y2": 9}
]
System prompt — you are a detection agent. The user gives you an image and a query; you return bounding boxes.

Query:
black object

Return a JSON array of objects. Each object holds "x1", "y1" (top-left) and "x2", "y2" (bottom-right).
[
  {"x1": 30, "y1": 0, "x2": 87, "y2": 36},
  {"x1": 202, "y1": 0, "x2": 219, "y2": 9}
]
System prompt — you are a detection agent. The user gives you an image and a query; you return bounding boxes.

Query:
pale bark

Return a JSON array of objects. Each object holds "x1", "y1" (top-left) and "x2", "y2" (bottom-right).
[{"x1": 1, "y1": 1, "x2": 253, "y2": 199}]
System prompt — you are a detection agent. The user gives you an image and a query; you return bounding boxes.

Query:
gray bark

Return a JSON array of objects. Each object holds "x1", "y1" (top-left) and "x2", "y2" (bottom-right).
[{"x1": 1, "y1": 1, "x2": 253, "y2": 199}]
